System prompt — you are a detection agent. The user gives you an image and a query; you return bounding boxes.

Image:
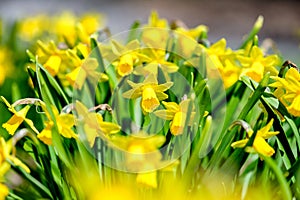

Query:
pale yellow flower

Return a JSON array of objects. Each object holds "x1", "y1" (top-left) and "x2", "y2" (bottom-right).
[
  {"x1": 122, "y1": 73, "x2": 173, "y2": 113},
  {"x1": 231, "y1": 119, "x2": 279, "y2": 157}
]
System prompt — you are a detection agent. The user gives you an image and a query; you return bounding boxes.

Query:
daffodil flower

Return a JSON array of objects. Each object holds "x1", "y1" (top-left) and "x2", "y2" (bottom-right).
[
  {"x1": 175, "y1": 25, "x2": 208, "y2": 57},
  {"x1": 134, "y1": 48, "x2": 179, "y2": 80},
  {"x1": 111, "y1": 132, "x2": 165, "y2": 188},
  {"x1": 122, "y1": 73, "x2": 173, "y2": 113},
  {"x1": 36, "y1": 40, "x2": 67, "y2": 76},
  {"x1": 238, "y1": 45, "x2": 279, "y2": 82},
  {"x1": 0, "y1": 137, "x2": 30, "y2": 176},
  {"x1": 154, "y1": 99, "x2": 198, "y2": 135},
  {"x1": 66, "y1": 57, "x2": 108, "y2": 89},
  {"x1": 142, "y1": 11, "x2": 169, "y2": 49},
  {"x1": 1, "y1": 96, "x2": 38, "y2": 135},
  {"x1": 75, "y1": 101, "x2": 121, "y2": 147},
  {"x1": 269, "y1": 67, "x2": 300, "y2": 116},
  {"x1": 109, "y1": 39, "x2": 148, "y2": 77},
  {"x1": 231, "y1": 119, "x2": 279, "y2": 157},
  {"x1": 0, "y1": 182, "x2": 9, "y2": 200},
  {"x1": 37, "y1": 106, "x2": 78, "y2": 145}
]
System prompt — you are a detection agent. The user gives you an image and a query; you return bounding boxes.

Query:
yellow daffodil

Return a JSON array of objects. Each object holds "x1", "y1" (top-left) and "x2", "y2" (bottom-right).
[
  {"x1": 0, "y1": 182, "x2": 9, "y2": 200},
  {"x1": 136, "y1": 171, "x2": 158, "y2": 188},
  {"x1": 231, "y1": 119, "x2": 279, "y2": 157},
  {"x1": 76, "y1": 13, "x2": 104, "y2": 44},
  {"x1": 142, "y1": 11, "x2": 169, "y2": 49},
  {"x1": 53, "y1": 12, "x2": 77, "y2": 46},
  {"x1": 111, "y1": 132, "x2": 165, "y2": 188},
  {"x1": 154, "y1": 99, "x2": 197, "y2": 135},
  {"x1": 109, "y1": 39, "x2": 146, "y2": 77},
  {"x1": 0, "y1": 47, "x2": 13, "y2": 86},
  {"x1": 0, "y1": 137, "x2": 30, "y2": 176},
  {"x1": 238, "y1": 45, "x2": 279, "y2": 82},
  {"x1": 175, "y1": 25, "x2": 208, "y2": 57},
  {"x1": 37, "y1": 106, "x2": 78, "y2": 145},
  {"x1": 36, "y1": 40, "x2": 67, "y2": 76},
  {"x1": 75, "y1": 101, "x2": 121, "y2": 147},
  {"x1": 134, "y1": 48, "x2": 179, "y2": 80},
  {"x1": 270, "y1": 67, "x2": 300, "y2": 116},
  {"x1": 18, "y1": 14, "x2": 48, "y2": 41},
  {"x1": 66, "y1": 56, "x2": 108, "y2": 89},
  {"x1": 1, "y1": 96, "x2": 38, "y2": 135},
  {"x1": 218, "y1": 59, "x2": 241, "y2": 89},
  {"x1": 122, "y1": 73, "x2": 173, "y2": 113}
]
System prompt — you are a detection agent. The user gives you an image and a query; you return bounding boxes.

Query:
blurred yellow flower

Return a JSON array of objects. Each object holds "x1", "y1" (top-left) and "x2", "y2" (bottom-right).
[
  {"x1": 18, "y1": 14, "x2": 48, "y2": 41},
  {"x1": 0, "y1": 182, "x2": 8, "y2": 200},
  {"x1": 36, "y1": 40, "x2": 67, "y2": 76},
  {"x1": 231, "y1": 119, "x2": 279, "y2": 157},
  {"x1": 75, "y1": 101, "x2": 120, "y2": 147},
  {"x1": 38, "y1": 106, "x2": 78, "y2": 145},
  {"x1": 0, "y1": 137, "x2": 30, "y2": 176},
  {"x1": 142, "y1": 11, "x2": 169, "y2": 49},
  {"x1": 123, "y1": 73, "x2": 173, "y2": 113},
  {"x1": 111, "y1": 132, "x2": 165, "y2": 188},
  {"x1": 238, "y1": 45, "x2": 279, "y2": 82},
  {"x1": 270, "y1": 67, "x2": 300, "y2": 116},
  {"x1": 175, "y1": 25, "x2": 208, "y2": 57},
  {"x1": 1, "y1": 96, "x2": 38, "y2": 135},
  {"x1": 136, "y1": 171, "x2": 158, "y2": 188},
  {"x1": 0, "y1": 47, "x2": 13, "y2": 86}
]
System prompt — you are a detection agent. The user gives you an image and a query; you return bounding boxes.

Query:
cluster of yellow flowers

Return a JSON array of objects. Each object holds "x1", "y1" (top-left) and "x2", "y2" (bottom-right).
[{"x1": 0, "y1": 11, "x2": 299, "y2": 200}]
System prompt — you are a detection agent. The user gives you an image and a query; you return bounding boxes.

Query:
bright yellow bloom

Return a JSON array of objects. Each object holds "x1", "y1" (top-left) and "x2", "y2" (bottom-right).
[
  {"x1": 0, "y1": 182, "x2": 9, "y2": 200},
  {"x1": 0, "y1": 47, "x2": 13, "y2": 86},
  {"x1": 175, "y1": 25, "x2": 208, "y2": 57},
  {"x1": 231, "y1": 119, "x2": 279, "y2": 157},
  {"x1": 134, "y1": 48, "x2": 179, "y2": 79},
  {"x1": 270, "y1": 67, "x2": 300, "y2": 116},
  {"x1": 154, "y1": 99, "x2": 198, "y2": 135},
  {"x1": 1, "y1": 96, "x2": 38, "y2": 135},
  {"x1": 37, "y1": 106, "x2": 78, "y2": 145},
  {"x1": 136, "y1": 171, "x2": 158, "y2": 188},
  {"x1": 111, "y1": 132, "x2": 165, "y2": 188},
  {"x1": 36, "y1": 40, "x2": 67, "y2": 76},
  {"x1": 53, "y1": 12, "x2": 77, "y2": 46},
  {"x1": 238, "y1": 46, "x2": 279, "y2": 82},
  {"x1": 75, "y1": 101, "x2": 121, "y2": 147},
  {"x1": 122, "y1": 73, "x2": 173, "y2": 113},
  {"x1": 0, "y1": 137, "x2": 30, "y2": 176},
  {"x1": 218, "y1": 59, "x2": 241, "y2": 89},
  {"x1": 18, "y1": 14, "x2": 48, "y2": 41},
  {"x1": 66, "y1": 57, "x2": 108, "y2": 89},
  {"x1": 110, "y1": 39, "x2": 145, "y2": 77},
  {"x1": 142, "y1": 11, "x2": 169, "y2": 49}
]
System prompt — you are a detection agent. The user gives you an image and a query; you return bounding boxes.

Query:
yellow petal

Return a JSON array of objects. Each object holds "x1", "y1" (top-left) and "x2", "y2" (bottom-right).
[
  {"x1": 0, "y1": 183, "x2": 9, "y2": 199},
  {"x1": 231, "y1": 139, "x2": 248, "y2": 148},
  {"x1": 37, "y1": 125, "x2": 53, "y2": 145},
  {"x1": 83, "y1": 124, "x2": 98, "y2": 147},
  {"x1": 99, "y1": 121, "x2": 121, "y2": 135},
  {"x1": 170, "y1": 111, "x2": 186, "y2": 135},
  {"x1": 162, "y1": 101, "x2": 179, "y2": 112},
  {"x1": 117, "y1": 54, "x2": 134, "y2": 76},
  {"x1": 253, "y1": 136, "x2": 275, "y2": 157},
  {"x1": 287, "y1": 95, "x2": 300, "y2": 117},
  {"x1": 2, "y1": 105, "x2": 30, "y2": 135},
  {"x1": 154, "y1": 110, "x2": 176, "y2": 120},
  {"x1": 141, "y1": 86, "x2": 160, "y2": 113},
  {"x1": 44, "y1": 55, "x2": 61, "y2": 76},
  {"x1": 136, "y1": 171, "x2": 157, "y2": 188}
]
